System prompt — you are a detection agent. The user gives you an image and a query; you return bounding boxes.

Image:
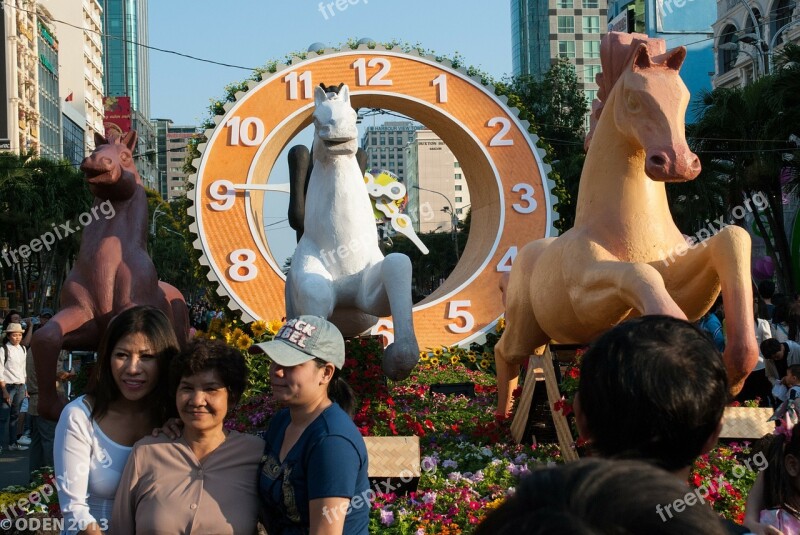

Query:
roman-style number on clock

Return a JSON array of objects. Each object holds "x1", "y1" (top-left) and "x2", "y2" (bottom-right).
[{"x1": 191, "y1": 47, "x2": 554, "y2": 350}]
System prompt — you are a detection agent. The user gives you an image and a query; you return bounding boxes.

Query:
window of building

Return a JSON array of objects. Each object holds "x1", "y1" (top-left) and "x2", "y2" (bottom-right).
[
  {"x1": 584, "y1": 40, "x2": 600, "y2": 59},
  {"x1": 559, "y1": 41, "x2": 576, "y2": 58},
  {"x1": 582, "y1": 0, "x2": 598, "y2": 7},
  {"x1": 456, "y1": 208, "x2": 463, "y2": 215},
  {"x1": 454, "y1": 162, "x2": 460, "y2": 168},
  {"x1": 388, "y1": 137, "x2": 394, "y2": 145},
  {"x1": 718, "y1": 24, "x2": 738, "y2": 74},
  {"x1": 585, "y1": 89, "x2": 598, "y2": 106},
  {"x1": 455, "y1": 197, "x2": 463, "y2": 203},
  {"x1": 455, "y1": 185, "x2": 462, "y2": 191},
  {"x1": 585, "y1": 64, "x2": 602, "y2": 83},
  {"x1": 557, "y1": 0, "x2": 573, "y2": 7},
  {"x1": 583, "y1": 16, "x2": 600, "y2": 34},
  {"x1": 455, "y1": 173, "x2": 462, "y2": 179},
  {"x1": 558, "y1": 16, "x2": 575, "y2": 34}
]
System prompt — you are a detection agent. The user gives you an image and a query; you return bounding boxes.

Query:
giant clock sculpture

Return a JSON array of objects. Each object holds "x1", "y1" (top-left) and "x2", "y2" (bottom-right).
[{"x1": 189, "y1": 45, "x2": 557, "y2": 350}]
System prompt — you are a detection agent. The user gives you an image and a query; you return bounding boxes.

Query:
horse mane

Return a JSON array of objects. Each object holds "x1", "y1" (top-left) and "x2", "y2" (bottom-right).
[{"x1": 584, "y1": 32, "x2": 667, "y2": 151}]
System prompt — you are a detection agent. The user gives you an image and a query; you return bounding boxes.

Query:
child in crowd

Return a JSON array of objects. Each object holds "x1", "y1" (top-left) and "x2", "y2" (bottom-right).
[
  {"x1": 754, "y1": 426, "x2": 800, "y2": 533},
  {"x1": 762, "y1": 338, "x2": 800, "y2": 407},
  {"x1": 574, "y1": 315, "x2": 749, "y2": 534}
]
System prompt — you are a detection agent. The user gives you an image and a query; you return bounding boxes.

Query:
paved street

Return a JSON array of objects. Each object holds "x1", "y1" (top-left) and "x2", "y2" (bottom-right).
[{"x1": 0, "y1": 447, "x2": 31, "y2": 488}]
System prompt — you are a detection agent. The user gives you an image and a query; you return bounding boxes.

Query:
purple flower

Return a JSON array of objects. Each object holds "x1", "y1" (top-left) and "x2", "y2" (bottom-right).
[
  {"x1": 421, "y1": 456, "x2": 438, "y2": 472},
  {"x1": 380, "y1": 509, "x2": 395, "y2": 526},
  {"x1": 443, "y1": 459, "x2": 458, "y2": 469},
  {"x1": 447, "y1": 471, "x2": 462, "y2": 482},
  {"x1": 422, "y1": 491, "x2": 437, "y2": 505},
  {"x1": 471, "y1": 470, "x2": 485, "y2": 483}
]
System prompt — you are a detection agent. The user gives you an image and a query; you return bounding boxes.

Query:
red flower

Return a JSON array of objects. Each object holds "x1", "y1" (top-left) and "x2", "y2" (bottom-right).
[
  {"x1": 566, "y1": 367, "x2": 580, "y2": 379},
  {"x1": 553, "y1": 398, "x2": 573, "y2": 416}
]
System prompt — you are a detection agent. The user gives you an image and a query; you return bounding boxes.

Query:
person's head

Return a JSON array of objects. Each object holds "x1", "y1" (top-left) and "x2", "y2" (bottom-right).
[
  {"x1": 788, "y1": 365, "x2": 800, "y2": 387},
  {"x1": 575, "y1": 315, "x2": 728, "y2": 472},
  {"x1": 474, "y1": 458, "x2": 727, "y2": 535},
  {"x1": 2, "y1": 310, "x2": 21, "y2": 330},
  {"x1": 759, "y1": 280, "x2": 776, "y2": 301},
  {"x1": 170, "y1": 338, "x2": 247, "y2": 435},
  {"x1": 88, "y1": 306, "x2": 180, "y2": 422},
  {"x1": 761, "y1": 338, "x2": 785, "y2": 361},
  {"x1": 774, "y1": 293, "x2": 790, "y2": 324},
  {"x1": 253, "y1": 315, "x2": 356, "y2": 416},
  {"x1": 39, "y1": 308, "x2": 54, "y2": 326},
  {"x1": 764, "y1": 426, "x2": 800, "y2": 509},
  {"x1": 3, "y1": 323, "x2": 24, "y2": 346}
]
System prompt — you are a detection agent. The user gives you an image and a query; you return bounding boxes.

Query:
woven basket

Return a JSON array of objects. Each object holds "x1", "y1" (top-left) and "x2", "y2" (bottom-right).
[
  {"x1": 720, "y1": 407, "x2": 774, "y2": 439},
  {"x1": 364, "y1": 436, "x2": 421, "y2": 478}
]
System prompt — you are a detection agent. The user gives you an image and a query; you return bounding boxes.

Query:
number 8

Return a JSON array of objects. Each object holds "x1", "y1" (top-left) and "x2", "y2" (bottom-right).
[{"x1": 228, "y1": 249, "x2": 257, "y2": 282}]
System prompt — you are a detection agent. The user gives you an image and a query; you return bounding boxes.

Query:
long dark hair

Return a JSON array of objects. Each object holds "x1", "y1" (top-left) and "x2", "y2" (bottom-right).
[
  {"x1": 314, "y1": 358, "x2": 356, "y2": 417},
  {"x1": 87, "y1": 306, "x2": 179, "y2": 424},
  {"x1": 764, "y1": 426, "x2": 800, "y2": 509}
]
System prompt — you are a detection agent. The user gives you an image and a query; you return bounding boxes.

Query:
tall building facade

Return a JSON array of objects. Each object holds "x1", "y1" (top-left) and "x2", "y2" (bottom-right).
[
  {"x1": 42, "y1": 0, "x2": 105, "y2": 156},
  {"x1": 36, "y1": 6, "x2": 60, "y2": 160},
  {"x1": 607, "y1": 0, "x2": 716, "y2": 107},
  {"x1": 713, "y1": 0, "x2": 799, "y2": 89},
  {"x1": 2, "y1": 0, "x2": 40, "y2": 154},
  {"x1": 405, "y1": 130, "x2": 470, "y2": 234},
  {"x1": 360, "y1": 121, "x2": 422, "y2": 181},
  {"x1": 99, "y1": 0, "x2": 156, "y2": 189},
  {"x1": 511, "y1": 0, "x2": 607, "y2": 110},
  {"x1": 153, "y1": 118, "x2": 196, "y2": 201}
]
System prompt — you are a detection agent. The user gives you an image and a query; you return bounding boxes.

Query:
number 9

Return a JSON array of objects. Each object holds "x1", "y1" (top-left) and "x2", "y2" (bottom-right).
[{"x1": 209, "y1": 180, "x2": 235, "y2": 211}]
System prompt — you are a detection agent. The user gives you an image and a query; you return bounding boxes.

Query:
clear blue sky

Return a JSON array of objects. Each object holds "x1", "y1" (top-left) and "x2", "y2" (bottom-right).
[{"x1": 149, "y1": 1, "x2": 513, "y2": 125}]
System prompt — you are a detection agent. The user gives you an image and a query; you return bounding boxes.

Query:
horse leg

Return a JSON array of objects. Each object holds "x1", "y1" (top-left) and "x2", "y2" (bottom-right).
[
  {"x1": 663, "y1": 226, "x2": 757, "y2": 393},
  {"x1": 32, "y1": 308, "x2": 98, "y2": 421},
  {"x1": 355, "y1": 253, "x2": 419, "y2": 380},
  {"x1": 285, "y1": 267, "x2": 336, "y2": 320},
  {"x1": 288, "y1": 145, "x2": 311, "y2": 242},
  {"x1": 159, "y1": 281, "x2": 189, "y2": 348},
  {"x1": 495, "y1": 240, "x2": 552, "y2": 417}
]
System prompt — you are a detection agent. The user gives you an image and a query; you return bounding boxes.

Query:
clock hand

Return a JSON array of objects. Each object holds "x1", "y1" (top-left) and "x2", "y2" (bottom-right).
[{"x1": 232, "y1": 183, "x2": 291, "y2": 193}]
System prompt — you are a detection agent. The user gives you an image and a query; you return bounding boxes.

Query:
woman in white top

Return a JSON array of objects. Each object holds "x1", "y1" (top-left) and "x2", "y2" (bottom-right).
[{"x1": 54, "y1": 306, "x2": 179, "y2": 535}]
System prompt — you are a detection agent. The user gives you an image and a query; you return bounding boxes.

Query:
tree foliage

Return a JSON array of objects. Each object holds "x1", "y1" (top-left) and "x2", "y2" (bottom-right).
[
  {"x1": 682, "y1": 44, "x2": 800, "y2": 292},
  {"x1": 0, "y1": 152, "x2": 91, "y2": 314}
]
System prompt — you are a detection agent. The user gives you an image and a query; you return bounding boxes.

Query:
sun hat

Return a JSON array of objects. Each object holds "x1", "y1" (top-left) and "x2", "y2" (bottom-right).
[
  {"x1": 252, "y1": 315, "x2": 345, "y2": 369},
  {"x1": 5, "y1": 323, "x2": 24, "y2": 334}
]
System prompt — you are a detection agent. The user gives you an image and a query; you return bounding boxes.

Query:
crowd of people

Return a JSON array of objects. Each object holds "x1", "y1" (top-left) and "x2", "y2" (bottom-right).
[{"x1": 5, "y1": 286, "x2": 800, "y2": 533}]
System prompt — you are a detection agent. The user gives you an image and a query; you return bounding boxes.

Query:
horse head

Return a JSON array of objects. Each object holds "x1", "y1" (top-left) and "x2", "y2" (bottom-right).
[
  {"x1": 80, "y1": 130, "x2": 140, "y2": 200},
  {"x1": 612, "y1": 43, "x2": 701, "y2": 182},
  {"x1": 311, "y1": 84, "x2": 359, "y2": 162}
]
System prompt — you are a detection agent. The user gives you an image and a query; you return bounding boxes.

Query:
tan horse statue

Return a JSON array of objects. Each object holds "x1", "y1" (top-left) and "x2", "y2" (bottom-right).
[
  {"x1": 33, "y1": 131, "x2": 189, "y2": 420},
  {"x1": 494, "y1": 32, "x2": 757, "y2": 416}
]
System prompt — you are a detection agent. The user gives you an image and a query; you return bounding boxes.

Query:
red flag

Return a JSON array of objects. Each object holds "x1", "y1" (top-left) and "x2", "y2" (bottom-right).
[{"x1": 65, "y1": 92, "x2": 73, "y2": 102}]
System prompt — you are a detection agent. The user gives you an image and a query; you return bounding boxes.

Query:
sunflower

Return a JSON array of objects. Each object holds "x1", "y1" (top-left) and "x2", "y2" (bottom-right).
[
  {"x1": 479, "y1": 359, "x2": 491, "y2": 370},
  {"x1": 267, "y1": 320, "x2": 284, "y2": 334},
  {"x1": 468, "y1": 354, "x2": 477, "y2": 363},
  {"x1": 419, "y1": 353, "x2": 430, "y2": 362},
  {"x1": 250, "y1": 320, "x2": 267, "y2": 338},
  {"x1": 496, "y1": 317, "x2": 506, "y2": 332},
  {"x1": 450, "y1": 355, "x2": 460, "y2": 365},
  {"x1": 433, "y1": 347, "x2": 444, "y2": 357},
  {"x1": 235, "y1": 334, "x2": 253, "y2": 350},
  {"x1": 430, "y1": 357, "x2": 440, "y2": 367}
]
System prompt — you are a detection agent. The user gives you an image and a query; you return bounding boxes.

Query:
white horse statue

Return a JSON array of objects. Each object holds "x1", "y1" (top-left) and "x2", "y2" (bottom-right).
[{"x1": 285, "y1": 84, "x2": 420, "y2": 379}]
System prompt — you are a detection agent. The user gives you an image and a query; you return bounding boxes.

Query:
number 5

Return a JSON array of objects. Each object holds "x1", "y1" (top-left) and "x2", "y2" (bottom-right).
[{"x1": 446, "y1": 301, "x2": 474, "y2": 334}]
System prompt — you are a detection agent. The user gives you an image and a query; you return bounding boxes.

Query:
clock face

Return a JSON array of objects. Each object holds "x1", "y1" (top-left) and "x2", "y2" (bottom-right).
[{"x1": 189, "y1": 46, "x2": 556, "y2": 349}]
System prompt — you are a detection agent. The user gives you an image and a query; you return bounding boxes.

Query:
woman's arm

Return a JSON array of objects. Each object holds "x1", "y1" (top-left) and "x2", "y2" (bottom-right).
[
  {"x1": 54, "y1": 403, "x2": 105, "y2": 534},
  {"x1": 744, "y1": 471, "x2": 784, "y2": 535},
  {"x1": 309, "y1": 497, "x2": 349, "y2": 535}
]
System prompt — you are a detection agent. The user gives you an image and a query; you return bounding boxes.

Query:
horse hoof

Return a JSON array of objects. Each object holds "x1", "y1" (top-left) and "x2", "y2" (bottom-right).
[{"x1": 382, "y1": 341, "x2": 420, "y2": 380}]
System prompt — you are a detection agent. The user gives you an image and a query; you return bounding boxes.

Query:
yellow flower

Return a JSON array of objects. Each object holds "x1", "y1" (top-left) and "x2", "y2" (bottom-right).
[
  {"x1": 468, "y1": 354, "x2": 477, "y2": 363},
  {"x1": 430, "y1": 357, "x2": 440, "y2": 367},
  {"x1": 420, "y1": 353, "x2": 430, "y2": 362},
  {"x1": 250, "y1": 320, "x2": 267, "y2": 337},
  {"x1": 232, "y1": 327, "x2": 244, "y2": 339},
  {"x1": 208, "y1": 318, "x2": 223, "y2": 333},
  {"x1": 220, "y1": 326, "x2": 232, "y2": 339},
  {"x1": 419, "y1": 350, "x2": 428, "y2": 358},
  {"x1": 433, "y1": 347, "x2": 444, "y2": 357},
  {"x1": 450, "y1": 355, "x2": 460, "y2": 365},
  {"x1": 479, "y1": 359, "x2": 491, "y2": 370},
  {"x1": 496, "y1": 317, "x2": 506, "y2": 332},
  {"x1": 235, "y1": 334, "x2": 252, "y2": 350},
  {"x1": 267, "y1": 319, "x2": 284, "y2": 334}
]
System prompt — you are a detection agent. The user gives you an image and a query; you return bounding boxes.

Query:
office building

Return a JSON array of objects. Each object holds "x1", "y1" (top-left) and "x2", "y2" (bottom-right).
[
  {"x1": 511, "y1": 0, "x2": 607, "y2": 111},
  {"x1": 405, "y1": 130, "x2": 470, "y2": 233},
  {"x1": 99, "y1": 0, "x2": 157, "y2": 189},
  {"x1": 42, "y1": 0, "x2": 105, "y2": 156},
  {"x1": 360, "y1": 121, "x2": 422, "y2": 181},
  {"x1": 153, "y1": 118, "x2": 196, "y2": 200},
  {"x1": 36, "y1": 6, "x2": 60, "y2": 160},
  {"x1": 713, "y1": 0, "x2": 799, "y2": 88},
  {"x1": 607, "y1": 0, "x2": 716, "y2": 103}
]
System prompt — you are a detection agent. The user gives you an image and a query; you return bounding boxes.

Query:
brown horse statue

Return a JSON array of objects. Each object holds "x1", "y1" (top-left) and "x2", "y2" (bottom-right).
[
  {"x1": 34, "y1": 131, "x2": 189, "y2": 420},
  {"x1": 494, "y1": 32, "x2": 757, "y2": 416}
]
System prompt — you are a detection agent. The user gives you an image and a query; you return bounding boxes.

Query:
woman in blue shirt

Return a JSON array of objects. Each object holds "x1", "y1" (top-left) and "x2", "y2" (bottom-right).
[{"x1": 253, "y1": 315, "x2": 369, "y2": 535}]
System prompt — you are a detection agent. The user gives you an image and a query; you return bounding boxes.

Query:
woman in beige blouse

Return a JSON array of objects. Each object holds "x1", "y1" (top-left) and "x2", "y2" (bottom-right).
[{"x1": 112, "y1": 338, "x2": 263, "y2": 534}]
